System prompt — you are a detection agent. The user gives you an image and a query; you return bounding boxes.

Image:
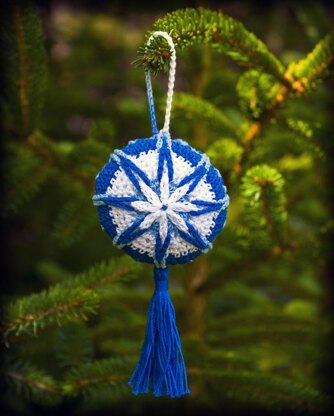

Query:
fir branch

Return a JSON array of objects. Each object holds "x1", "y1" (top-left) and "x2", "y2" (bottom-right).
[
  {"x1": 51, "y1": 196, "x2": 96, "y2": 247},
  {"x1": 241, "y1": 164, "x2": 287, "y2": 242},
  {"x1": 13, "y1": 4, "x2": 30, "y2": 132},
  {"x1": 1, "y1": 361, "x2": 60, "y2": 405},
  {"x1": 287, "y1": 33, "x2": 334, "y2": 91},
  {"x1": 203, "y1": 240, "x2": 323, "y2": 300},
  {"x1": 64, "y1": 256, "x2": 141, "y2": 291},
  {"x1": 285, "y1": 118, "x2": 314, "y2": 139},
  {"x1": 1, "y1": 1, "x2": 47, "y2": 135},
  {"x1": 204, "y1": 369, "x2": 330, "y2": 413},
  {"x1": 236, "y1": 69, "x2": 281, "y2": 120},
  {"x1": 237, "y1": 83, "x2": 289, "y2": 169},
  {"x1": 62, "y1": 357, "x2": 131, "y2": 399},
  {"x1": 3, "y1": 287, "x2": 99, "y2": 338},
  {"x1": 172, "y1": 92, "x2": 239, "y2": 139},
  {"x1": 137, "y1": 8, "x2": 287, "y2": 85},
  {"x1": 54, "y1": 323, "x2": 93, "y2": 369},
  {"x1": 3, "y1": 131, "x2": 95, "y2": 217},
  {"x1": 3, "y1": 142, "x2": 53, "y2": 215},
  {"x1": 283, "y1": 118, "x2": 325, "y2": 159},
  {"x1": 2, "y1": 257, "x2": 140, "y2": 340},
  {"x1": 236, "y1": 34, "x2": 333, "y2": 170},
  {"x1": 25, "y1": 132, "x2": 94, "y2": 187},
  {"x1": 36, "y1": 260, "x2": 71, "y2": 284},
  {"x1": 209, "y1": 310, "x2": 327, "y2": 331},
  {"x1": 206, "y1": 138, "x2": 243, "y2": 171},
  {"x1": 136, "y1": 9, "x2": 332, "y2": 175},
  {"x1": 133, "y1": 36, "x2": 171, "y2": 77},
  {"x1": 205, "y1": 349, "x2": 257, "y2": 371},
  {"x1": 208, "y1": 324, "x2": 323, "y2": 347}
]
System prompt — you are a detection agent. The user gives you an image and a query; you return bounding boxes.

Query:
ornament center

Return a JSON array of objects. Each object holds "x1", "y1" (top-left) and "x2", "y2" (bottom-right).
[{"x1": 161, "y1": 204, "x2": 168, "y2": 211}]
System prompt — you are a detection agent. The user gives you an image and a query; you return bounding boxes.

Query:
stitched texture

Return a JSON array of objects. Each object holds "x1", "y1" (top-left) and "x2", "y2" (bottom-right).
[{"x1": 93, "y1": 132, "x2": 229, "y2": 268}]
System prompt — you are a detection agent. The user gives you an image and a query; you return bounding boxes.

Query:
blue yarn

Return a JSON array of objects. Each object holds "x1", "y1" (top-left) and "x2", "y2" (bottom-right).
[
  {"x1": 187, "y1": 201, "x2": 223, "y2": 216},
  {"x1": 145, "y1": 71, "x2": 158, "y2": 135},
  {"x1": 177, "y1": 162, "x2": 206, "y2": 189},
  {"x1": 184, "y1": 220, "x2": 208, "y2": 249},
  {"x1": 93, "y1": 195, "x2": 137, "y2": 211},
  {"x1": 117, "y1": 216, "x2": 146, "y2": 246},
  {"x1": 128, "y1": 267, "x2": 190, "y2": 398},
  {"x1": 115, "y1": 154, "x2": 151, "y2": 191}
]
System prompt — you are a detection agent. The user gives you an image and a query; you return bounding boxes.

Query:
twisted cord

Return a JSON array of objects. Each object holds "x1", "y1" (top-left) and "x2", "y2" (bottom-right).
[{"x1": 146, "y1": 31, "x2": 176, "y2": 134}]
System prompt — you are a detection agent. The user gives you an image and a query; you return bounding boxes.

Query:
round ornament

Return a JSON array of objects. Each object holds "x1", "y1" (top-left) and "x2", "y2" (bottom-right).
[{"x1": 93, "y1": 133, "x2": 229, "y2": 268}]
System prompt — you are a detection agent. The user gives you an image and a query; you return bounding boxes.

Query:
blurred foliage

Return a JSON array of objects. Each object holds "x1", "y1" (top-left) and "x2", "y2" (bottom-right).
[{"x1": 1, "y1": 1, "x2": 334, "y2": 415}]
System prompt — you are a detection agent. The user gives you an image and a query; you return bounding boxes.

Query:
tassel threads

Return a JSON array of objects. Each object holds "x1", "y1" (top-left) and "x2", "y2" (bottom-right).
[{"x1": 128, "y1": 267, "x2": 190, "y2": 398}]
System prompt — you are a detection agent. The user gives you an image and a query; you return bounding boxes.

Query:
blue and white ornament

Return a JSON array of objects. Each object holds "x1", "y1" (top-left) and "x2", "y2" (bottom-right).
[{"x1": 93, "y1": 32, "x2": 229, "y2": 399}]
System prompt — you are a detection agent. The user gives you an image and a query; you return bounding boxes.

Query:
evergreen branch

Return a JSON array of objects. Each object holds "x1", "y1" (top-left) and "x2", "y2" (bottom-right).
[
  {"x1": 52, "y1": 196, "x2": 96, "y2": 247},
  {"x1": 13, "y1": 4, "x2": 30, "y2": 132},
  {"x1": 36, "y1": 260, "x2": 71, "y2": 284},
  {"x1": 209, "y1": 310, "x2": 327, "y2": 331},
  {"x1": 3, "y1": 131, "x2": 95, "y2": 216},
  {"x1": 25, "y1": 132, "x2": 94, "y2": 186},
  {"x1": 1, "y1": 361, "x2": 60, "y2": 405},
  {"x1": 208, "y1": 325, "x2": 323, "y2": 347},
  {"x1": 241, "y1": 164, "x2": 286, "y2": 242},
  {"x1": 204, "y1": 369, "x2": 330, "y2": 413},
  {"x1": 2, "y1": 1, "x2": 47, "y2": 135},
  {"x1": 236, "y1": 35, "x2": 333, "y2": 170},
  {"x1": 207, "y1": 138, "x2": 243, "y2": 171},
  {"x1": 62, "y1": 357, "x2": 131, "y2": 399},
  {"x1": 3, "y1": 142, "x2": 53, "y2": 215},
  {"x1": 3, "y1": 287, "x2": 99, "y2": 338},
  {"x1": 202, "y1": 240, "x2": 322, "y2": 298},
  {"x1": 54, "y1": 323, "x2": 93, "y2": 369},
  {"x1": 136, "y1": 9, "x2": 333, "y2": 175},
  {"x1": 287, "y1": 33, "x2": 334, "y2": 91},
  {"x1": 136, "y1": 8, "x2": 287, "y2": 85},
  {"x1": 285, "y1": 118, "x2": 314, "y2": 139},
  {"x1": 171, "y1": 92, "x2": 240, "y2": 138},
  {"x1": 237, "y1": 69, "x2": 281, "y2": 120},
  {"x1": 4, "y1": 130, "x2": 102, "y2": 217},
  {"x1": 283, "y1": 118, "x2": 325, "y2": 159},
  {"x1": 236, "y1": 84, "x2": 288, "y2": 169},
  {"x1": 64, "y1": 256, "x2": 141, "y2": 291},
  {"x1": 133, "y1": 36, "x2": 171, "y2": 77},
  {"x1": 2, "y1": 257, "x2": 140, "y2": 340},
  {"x1": 205, "y1": 349, "x2": 256, "y2": 371}
]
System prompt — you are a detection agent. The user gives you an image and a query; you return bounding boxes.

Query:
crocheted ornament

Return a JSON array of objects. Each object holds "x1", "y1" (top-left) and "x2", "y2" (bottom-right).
[{"x1": 93, "y1": 32, "x2": 229, "y2": 398}]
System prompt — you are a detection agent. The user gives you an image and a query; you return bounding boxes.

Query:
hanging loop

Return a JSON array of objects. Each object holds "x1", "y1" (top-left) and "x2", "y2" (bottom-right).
[{"x1": 145, "y1": 31, "x2": 176, "y2": 135}]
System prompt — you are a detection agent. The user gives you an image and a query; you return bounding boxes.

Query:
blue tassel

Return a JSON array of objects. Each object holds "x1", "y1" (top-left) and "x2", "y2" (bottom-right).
[{"x1": 128, "y1": 267, "x2": 190, "y2": 398}]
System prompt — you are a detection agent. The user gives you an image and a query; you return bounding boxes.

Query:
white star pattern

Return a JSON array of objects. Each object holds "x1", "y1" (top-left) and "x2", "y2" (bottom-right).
[{"x1": 93, "y1": 135, "x2": 229, "y2": 267}]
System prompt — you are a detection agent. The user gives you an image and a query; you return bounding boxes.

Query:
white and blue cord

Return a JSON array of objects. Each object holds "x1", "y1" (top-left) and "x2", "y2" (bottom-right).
[{"x1": 146, "y1": 31, "x2": 176, "y2": 134}]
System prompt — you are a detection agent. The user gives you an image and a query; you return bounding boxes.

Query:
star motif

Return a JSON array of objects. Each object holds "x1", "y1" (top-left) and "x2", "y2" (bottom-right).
[{"x1": 93, "y1": 135, "x2": 229, "y2": 266}]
